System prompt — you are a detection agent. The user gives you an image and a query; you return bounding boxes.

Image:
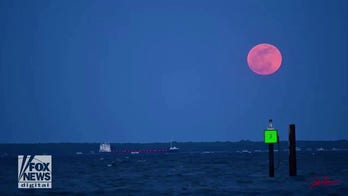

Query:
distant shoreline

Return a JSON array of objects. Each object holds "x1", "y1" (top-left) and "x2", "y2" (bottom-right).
[{"x1": 1, "y1": 139, "x2": 347, "y2": 145}]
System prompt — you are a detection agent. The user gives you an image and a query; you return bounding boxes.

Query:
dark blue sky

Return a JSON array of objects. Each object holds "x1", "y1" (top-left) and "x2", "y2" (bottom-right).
[{"x1": 1, "y1": 0, "x2": 347, "y2": 143}]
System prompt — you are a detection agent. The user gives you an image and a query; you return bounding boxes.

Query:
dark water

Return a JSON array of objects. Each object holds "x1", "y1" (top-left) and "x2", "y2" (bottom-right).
[{"x1": 1, "y1": 142, "x2": 348, "y2": 195}]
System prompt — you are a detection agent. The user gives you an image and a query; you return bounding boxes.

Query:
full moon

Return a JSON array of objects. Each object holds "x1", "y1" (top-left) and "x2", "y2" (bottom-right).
[{"x1": 247, "y1": 43, "x2": 282, "y2": 75}]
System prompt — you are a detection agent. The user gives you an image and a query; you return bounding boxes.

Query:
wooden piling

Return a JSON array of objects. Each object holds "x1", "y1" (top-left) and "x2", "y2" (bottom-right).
[
  {"x1": 269, "y1": 143, "x2": 275, "y2": 177},
  {"x1": 289, "y1": 124, "x2": 297, "y2": 176}
]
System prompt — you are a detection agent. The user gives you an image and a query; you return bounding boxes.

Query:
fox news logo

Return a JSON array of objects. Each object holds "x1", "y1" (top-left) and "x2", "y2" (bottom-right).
[{"x1": 18, "y1": 155, "x2": 52, "y2": 189}]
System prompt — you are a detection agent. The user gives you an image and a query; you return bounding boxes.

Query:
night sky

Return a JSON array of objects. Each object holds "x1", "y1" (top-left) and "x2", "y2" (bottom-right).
[{"x1": 1, "y1": 0, "x2": 347, "y2": 143}]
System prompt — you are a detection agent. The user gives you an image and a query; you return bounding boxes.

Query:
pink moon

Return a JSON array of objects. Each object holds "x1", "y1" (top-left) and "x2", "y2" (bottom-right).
[{"x1": 247, "y1": 43, "x2": 282, "y2": 75}]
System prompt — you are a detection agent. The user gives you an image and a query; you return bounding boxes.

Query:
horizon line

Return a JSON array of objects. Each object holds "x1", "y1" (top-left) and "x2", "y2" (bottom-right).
[{"x1": 1, "y1": 139, "x2": 347, "y2": 145}]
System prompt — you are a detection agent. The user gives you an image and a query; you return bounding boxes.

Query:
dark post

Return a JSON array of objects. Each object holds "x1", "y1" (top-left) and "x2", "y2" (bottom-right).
[
  {"x1": 269, "y1": 143, "x2": 275, "y2": 177},
  {"x1": 289, "y1": 124, "x2": 297, "y2": 176}
]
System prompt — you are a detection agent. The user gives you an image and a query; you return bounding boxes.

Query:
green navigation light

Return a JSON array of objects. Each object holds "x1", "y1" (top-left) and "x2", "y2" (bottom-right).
[{"x1": 264, "y1": 129, "x2": 278, "y2": 143}]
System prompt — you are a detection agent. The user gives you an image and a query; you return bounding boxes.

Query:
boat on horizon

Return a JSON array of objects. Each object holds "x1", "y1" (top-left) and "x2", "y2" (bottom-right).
[
  {"x1": 169, "y1": 141, "x2": 179, "y2": 152},
  {"x1": 99, "y1": 143, "x2": 111, "y2": 153}
]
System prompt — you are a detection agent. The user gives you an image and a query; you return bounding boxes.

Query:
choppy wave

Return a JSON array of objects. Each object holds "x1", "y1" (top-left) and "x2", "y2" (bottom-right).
[{"x1": 1, "y1": 142, "x2": 348, "y2": 195}]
